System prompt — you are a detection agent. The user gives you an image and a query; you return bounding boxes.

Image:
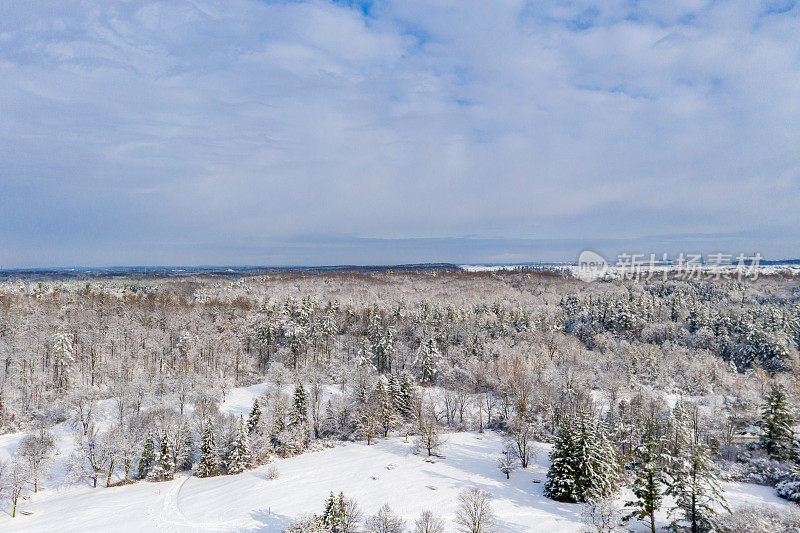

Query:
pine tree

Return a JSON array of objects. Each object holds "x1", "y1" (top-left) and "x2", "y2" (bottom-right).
[
  {"x1": 397, "y1": 373, "x2": 414, "y2": 416},
  {"x1": 148, "y1": 430, "x2": 175, "y2": 481},
  {"x1": 374, "y1": 377, "x2": 396, "y2": 438},
  {"x1": 624, "y1": 419, "x2": 667, "y2": 533},
  {"x1": 322, "y1": 491, "x2": 338, "y2": 531},
  {"x1": 52, "y1": 332, "x2": 74, "y2": 390},
  {"x1": 417, "y1": 338, "x2": 440, "y2": 384},
  {"x1": 545, "y1": 410, "x2": 619, "y2": 503},
  {"x1": 668, "y1": 401, "x2": 692, "y2": 459},
  {"x1": 197, "y1": 419, "x2": 219, "y2": 477},
  {"x1": 336, "y1": 491, "x2": 359, "y2": 533},
  {"x1": 137, "y1": 430, "x2": 156, "y2": 480},
  {"x1": 226, "y1": 415, "x2": 251, "y2": 474},
  {"x1": 388, "y1": 375, "x2": 401, "y2": 411},
  {"x1": 292, "y1": 383, "x2": 308, "y2": 426},
  {"x1": 247, "y1": 399, "x2": 262, "y2": 434},
  {"x1": 179, "y1": 423, "x2": 194, "y2": 470},
  {"x1": 666, "y1": 440, "x2": 729, "y2": 533},
  {"x1": 545, "y1": 411, "x2": 578, "y2": 502},
  {"x1": 593, "y1": 420, "x2": 620, "y2": 498},
  {"x1": 758, "y1": 383, "x2": 796, "y2": 460}
]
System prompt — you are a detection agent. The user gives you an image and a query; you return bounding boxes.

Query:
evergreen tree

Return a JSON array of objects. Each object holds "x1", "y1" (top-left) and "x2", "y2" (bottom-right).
[
  {"x1": 322, "y1": 491, "x2": 338, "y2": 531},
  {"x1": 388, "y1": 375, "x2": 401, "y2": 411},
  {"x1": 148, "y1": 430, "x2": 175, "y2": 481},
  {"x1": 758, "y1": 383, "x2": 796, "y2": 460},
  {"x1": 137, "y1": 430, "x2": 156, "y2": 480},
  {"x1": 624, "y1": 419, "x2": 668, "y2": 533},
  {"x1": 197, "y1": 419, "x2": 219, "y2": 477},
  {"x1": 545, "y1": 410, "x2": 619, "y2": 503},
  {"x1": 593, "y1": 420, "x2": 620, "y2": 498},
  {"x1": 417, "y1": 338, "x2": 440, "y2": 384},
  {"x1": 247, "y1": 398, "x2": 262, "y2": 434},
  {"x1": 545, "y1": 411, "x2": 578, "y2": 502},
  {"x1": 179, "y1": 424, "x2": 195, "y2": 470},
  {"x1": 666, "y1": 440, "x2": 729, "y2": 533},
  {"x1": 52, "y1": 332, "x2": 74, "y2": 391},
  {"x1": 397, "y1": 373, "x2": 414, "y2": 416},
  {"x1": 668, "y1": 401, "x2": 692, "y2": 459},
  {"x1": 226, "y1": 415, "x2": 252, "y2": 474},
  {"x1": 374, "y1": 377, "x2": 396, "y2": 438},
  {"x1": 293, "y1": 383, "x2": 308, "y2": 426}
]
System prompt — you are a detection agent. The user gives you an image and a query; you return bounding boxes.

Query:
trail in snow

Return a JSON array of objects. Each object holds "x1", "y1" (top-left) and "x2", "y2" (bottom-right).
[{"x1": 0, "y1": 382, "x2": 797, "y2": 532}]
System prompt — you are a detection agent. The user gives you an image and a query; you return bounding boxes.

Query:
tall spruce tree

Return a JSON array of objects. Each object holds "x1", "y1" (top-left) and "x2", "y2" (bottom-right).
[
  {"x1": 247, "y1": 399, "x2": 262, "y2": 434},
  {"x1": 226, "y1": 415, "x2": 252, "y2": 474},
  {"x1": 624, "y1": 418, "x2": 667, "y2": 533},
  {"x1": 418, "y1": 338, "x2": 440, "y2": 384},
  {"x1": 666, "y1": 439, "x2": 729, "y2": 533},
  {"x1": 397, "y1": 373, "x2": 414, "y2": 416},
  {"x1": 545, "y1": 410, "x2": 619, "y2": 503},
  {"x1": 197, "y1": 418, "x2": 219, "y2": 477},
  {"x1": 137, "y1": 430, "x2": 156, "y2": 480},
  {"x1": 148, "y1": 429, "x2": 175, "y2": 481},
  {"x1": 758, "y1": 383, "x2": 796, "y2": 460},
  {"x1": 322, "y1": 491, "x2": 338, "y2": 531},
  {"x1": 374, "y1": 377, "x2": 396, "y2": 438},
  {"x1": 292, "y1": 383, "x2": 308, "y2": 426},
  {"x1": 388, "y1": 375, "x2": 401, "y2": 411}
]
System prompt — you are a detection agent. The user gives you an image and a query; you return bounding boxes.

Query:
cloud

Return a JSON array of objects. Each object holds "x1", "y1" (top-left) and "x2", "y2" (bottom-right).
[{"x1": 0, "y1": 0, "x2": 798, "y2": 266}]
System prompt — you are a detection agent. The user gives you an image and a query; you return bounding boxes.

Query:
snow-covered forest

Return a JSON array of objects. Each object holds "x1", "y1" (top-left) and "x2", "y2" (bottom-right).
[{"x1": 0, "y1": 269, "x2": 799, "y2": 532}]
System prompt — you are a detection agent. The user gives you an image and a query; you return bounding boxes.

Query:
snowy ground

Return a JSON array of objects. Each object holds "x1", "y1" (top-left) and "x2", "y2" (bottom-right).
[{"x1": 0, "y1": 383, "x2": 796, "y2": 531}]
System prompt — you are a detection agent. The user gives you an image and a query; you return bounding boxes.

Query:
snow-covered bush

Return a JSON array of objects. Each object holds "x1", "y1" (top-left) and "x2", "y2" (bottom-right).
[{"x1": 776, "y1": 471, "x2": 800, "y2": 504}]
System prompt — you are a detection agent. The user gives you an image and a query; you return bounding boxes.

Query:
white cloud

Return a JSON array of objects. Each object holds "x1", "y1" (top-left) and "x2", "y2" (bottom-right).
[{"x1": 0, "y1": 0, "x2": 799, "y2": 266}]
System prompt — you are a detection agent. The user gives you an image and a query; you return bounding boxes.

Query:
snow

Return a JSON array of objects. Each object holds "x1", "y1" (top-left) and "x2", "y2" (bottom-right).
[{"x1": 1, "y1": 382, "x2": 798, "y2": 531}]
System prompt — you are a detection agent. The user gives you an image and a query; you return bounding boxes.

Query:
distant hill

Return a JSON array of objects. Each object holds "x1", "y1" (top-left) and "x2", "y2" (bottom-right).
[{"x1": 0, "y1": 263, "x2": 461, "y2": 282}]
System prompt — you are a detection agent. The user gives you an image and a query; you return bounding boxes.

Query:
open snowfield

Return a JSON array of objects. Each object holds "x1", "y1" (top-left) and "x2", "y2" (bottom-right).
[
  {"x1": 1, "y1": 415, "x2": 797, "y2": 531},
  {"x1": 0, "y1": 382, "x2": 796, "y2": 531}
]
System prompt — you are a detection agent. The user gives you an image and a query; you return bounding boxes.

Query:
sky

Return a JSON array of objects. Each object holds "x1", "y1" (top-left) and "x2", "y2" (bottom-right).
[{"x1": 1, "y1": 0, "x2": 799, "y2": 267}]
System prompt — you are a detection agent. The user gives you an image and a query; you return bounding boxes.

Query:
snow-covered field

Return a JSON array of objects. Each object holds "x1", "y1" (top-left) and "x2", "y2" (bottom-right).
[{"x1": 0, "y1": 383, "x2": 796, "y2": 532}]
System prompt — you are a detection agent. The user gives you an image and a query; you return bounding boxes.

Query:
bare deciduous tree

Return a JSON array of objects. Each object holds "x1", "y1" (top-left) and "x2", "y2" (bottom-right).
[
  {"x1": 455, "y1": 487, "x2": 495, "y2": 533},
  {"x1": 414, "y1": 510, "x2": 445, "y2": 533}
]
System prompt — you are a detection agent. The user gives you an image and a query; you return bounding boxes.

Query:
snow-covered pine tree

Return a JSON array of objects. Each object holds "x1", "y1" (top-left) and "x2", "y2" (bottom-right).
[
  {"x1": 374, "y1": 377, "x2": 396, "y2": 438},
  {"x1": 624, "y1": 419, "x2": 667, "y2": 533},
  {"x1": 52, "y1": 331, "x2": 74, "y2": 391},
  {"x1": 148, "y1": 430, "x2": 175, "y2": 481},
  {"x1": 179, "y1": 424, "x2": 195, "y2": 470},
  {"x1": 292, "y1": 383, "x2": 308, "y2": 426},
  {"x1": 197, "y1": 418, "x2": 219, "y2": 477},
  {"x1": 417, "y1": 338, "x2": 440, "y2": 384},
  {"x1": 758, "y1": 383, "x2": 796, "y2": 460},
  {"x1": 322, "y1": 491, "x2": 337, "y2": 531},
  {"x1": 137, "y1": 430, "x2": 156, "y2": 480},
  {"x1": 336, "y1": 491, "x2": 360, "y2": 533},
  {"x1": 545, "y1": 410, "x2": 618, "y2": 503},
  {"x1": 388, "y1": 375, "x2": 401, "y2": 411},
  {"x1": 666, "y1": 439, "x2": 729, "y2": 533},
  {"x1": 545, "y1": 411, "x2": 578, "y2": 502},
  {"x1": 226, "y1": 415, "x2": 252, "y2": 474},
  {"x1": 247, "y1": 398, "x2": 262, "y2": 434},
  {"x1": 668, "y1": 401, "x2": 693, "y2": 459},
  {"x1": 573, "y1": 410, "x2": 618, "y2": 501},
  {"x1": 397, "y1": 373, "x2": 415, "y2": 416},
  {"x1": 592, "y1": 419, "x2": 620, "y2": 499}
]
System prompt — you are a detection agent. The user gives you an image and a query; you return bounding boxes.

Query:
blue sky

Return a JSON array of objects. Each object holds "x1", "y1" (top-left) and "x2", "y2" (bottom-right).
[{"x1": 1, "y1": 0, "x2": 799, "y2": 267}]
